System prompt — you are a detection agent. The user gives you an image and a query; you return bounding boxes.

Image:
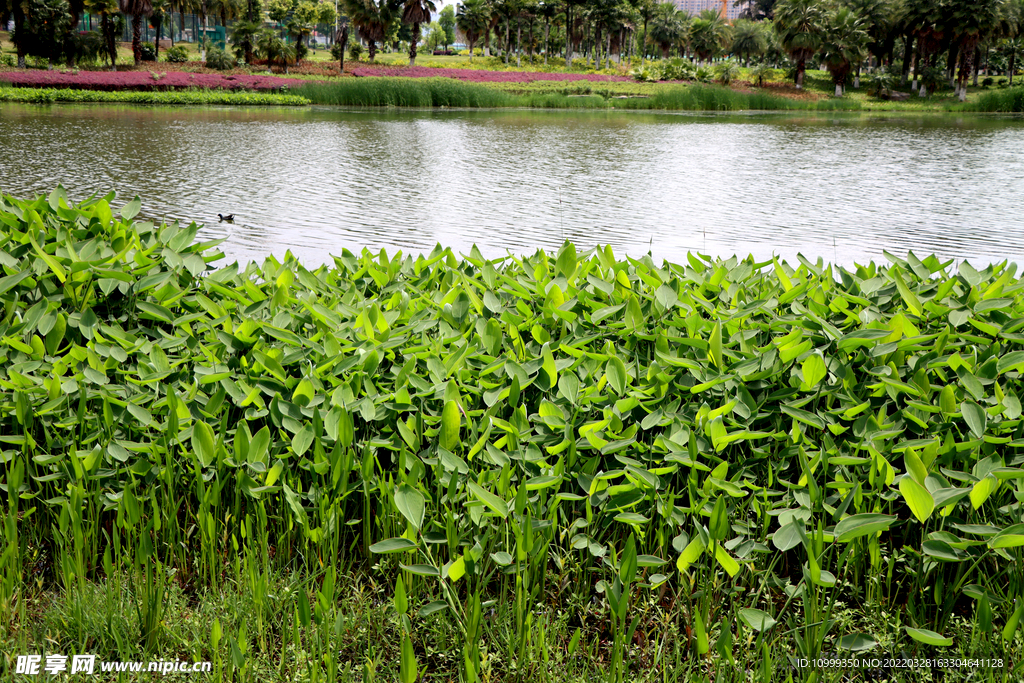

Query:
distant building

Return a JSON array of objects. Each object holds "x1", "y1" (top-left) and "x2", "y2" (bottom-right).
[{"x1": 675, "y1": 0, "x2": 747, "y2": 21}]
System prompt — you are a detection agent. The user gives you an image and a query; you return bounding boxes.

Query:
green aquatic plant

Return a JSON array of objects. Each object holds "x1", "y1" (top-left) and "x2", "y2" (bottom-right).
[{"x1": 0, "y1": 189, "x2": 1023, "y2": 679}]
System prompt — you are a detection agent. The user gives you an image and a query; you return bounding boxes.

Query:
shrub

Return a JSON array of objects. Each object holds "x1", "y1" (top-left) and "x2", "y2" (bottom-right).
[
  {"x1": 165, "y1": 45, "x2": 189, "y2": 63},
  {"x1": 140, "y1": 42, "x2": 157, "y2": 61},
  {"x1": 631, "y1": 65, "x2": 659, "y2": 82},
  {"x1": 749, "y1": 64, "x2": 775, "y2": 86},
  {"x1": 348, "y1": 42, "x2": 363, "y2": 61},
  {"x1": 998, "y1": 77, "x2": 1009, "y2": 88},
  {"x1": 982, "y1": 76, "x2": 994, "y2": 88},
  {"x1": 294, "y1": 41, "x2": 308, "y2": 63},
  {"x1": 330, "y1": 41, "x2": 346, "y2": 60},
  {"x1": 0, "y1": 54, "x2": 14, "y2": 67},
  {"x1": 713, "y1": 59, "x2": 741, "y2": 86},
  {"x1": 205, "y1": 47, "x2": 237, "y2": 70},
  {"x1": 868, "y1": 66, "x2": 895, "y2": 97}
]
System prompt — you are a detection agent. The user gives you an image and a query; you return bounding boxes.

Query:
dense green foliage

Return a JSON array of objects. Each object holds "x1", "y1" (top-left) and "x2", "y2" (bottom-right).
[
  {"x1": 292, "y1": 76, "x2": 513, "y2": 107},
  {"x1": 0, "y1": 86, "x2": 310, "y2": 106},
  {"x1": 1, "y1": 190, "x2": 1024, "y2": 681},
  {"x1": 291, "y1": 78, "x2": 854, "y2": 110},
  {"x1": 968, "y1": 85, "x2": 1024, "y2": 110}
]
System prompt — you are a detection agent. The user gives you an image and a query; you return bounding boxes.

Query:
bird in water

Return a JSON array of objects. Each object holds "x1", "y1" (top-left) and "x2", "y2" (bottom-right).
[{"x1": 218, "y1": 213, "x2": 234, "y2": 222}]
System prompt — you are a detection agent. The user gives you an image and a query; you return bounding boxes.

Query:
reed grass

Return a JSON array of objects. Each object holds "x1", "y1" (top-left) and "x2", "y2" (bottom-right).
[{"x1": 964, "y1": 86, "x2": 1024, "y2": 112}]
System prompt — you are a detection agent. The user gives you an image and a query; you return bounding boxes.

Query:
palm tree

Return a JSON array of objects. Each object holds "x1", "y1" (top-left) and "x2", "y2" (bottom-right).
[
  {"x1": 648, "y1": 2, "x2": 683, "y2": 59},
  {"x1": 536, "y1": 0, "x2": 560, "y2": 64},
  {"x1": 341, "y1": 0, "x2": 398, "y2": 62},
  {"x1": 119, "y1": 0, "x2": 154, "y2": 66},
  {"x1": 689, "y1": 8, "x2": 730, "y2": 64},
  {"x1": 150, "y1": 0, "x2": 168, "y2": 61},
  {"x1": 902, "y1": 0, "x2": 948, "y2": 95},
  {"x1": 457, "y1": 0, "x2": 490, "y2": 61},
  {"x1": 821, "y1": 6, "x2": 869, "y2": 95},
  {"x1": 631, "y1": 0, "x2": 657, "y2": 64},
  {"x1": 231, "y1": 18, "x2": 262, "y2": 64},
  {"x1": 207, "y1": 0, "x2": 242, "y2": 29},
  {"x1": 84, "y1": 0, "x2": 120, "y2": 69},
  {"x1": 773, "y1": 0, "x2": 828, "y2": 88},
  {"x1": 257, "y1": 27, "x2": 295, "y2": 70},
  {"x1": 730, "y1": 18, "x2": 767, "y2": 65},
  {"x1": 950, "y1": 0, "x2": 1003, "y2": 100},
  {"x1": 401, "y1": 0, "x2": 436, "y2": 65}
]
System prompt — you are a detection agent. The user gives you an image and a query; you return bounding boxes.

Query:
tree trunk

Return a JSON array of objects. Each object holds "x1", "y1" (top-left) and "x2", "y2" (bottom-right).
[
  {"x1": 544, "y1": 18, "x2": 549, "y2": 65},
  {"x1": 368, "y1": 39, "x2": 377, "y2": 62},
  {"x1": 958, "y1": 39, "x2": 976, "y2": 101},
  {"x1": 1010, "y1": 51, "x2": 1016, "y2": 86},
  {"x1": 854, "y1": 65, "x2": 859, "y2": 89},
  {"x1": 409, "y1": 21, "x2": 419, "y2": 65},
  {"x1": 516, "y1": 18, "x2": 521, "y2": 67},
  {"x1": 504, "y1": 19, "x2": 510, "y2": 64},
  {"x1": 132, "y1": 14, "x2": 144, "y2": 65},
  {"x1": 103, "y1": 15, "x2": 117, "y2": 70},
  {"x1": 565, "y1": 6, "x2": 571, "y2": 66},
  {"x1": 154, "y1": 18, "x2": 163, "y2": 61},
  {"x1": 901, "y1": 34, "x2": 912, "y2": 84},
  {"x1": 795, "y1": 58, "x2": 804, "y2": 88},
  {"x1": 972, "y1": 47, "x2": 980, "y2": 87},
  {"x1": 641, "y1": 17, "x2": 647, "y2": 66},
  {"x1": 835, "y1": 83, "x2": 842, "y2": 97}
]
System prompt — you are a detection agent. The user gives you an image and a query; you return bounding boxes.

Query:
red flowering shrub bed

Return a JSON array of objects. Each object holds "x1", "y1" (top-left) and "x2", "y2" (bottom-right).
[
  {"x1": 349, "y1": 64, "x2": 631, "y2": 83},
  {"x1": 0, "y1": 70, "x2": 309, "y2": 91}
]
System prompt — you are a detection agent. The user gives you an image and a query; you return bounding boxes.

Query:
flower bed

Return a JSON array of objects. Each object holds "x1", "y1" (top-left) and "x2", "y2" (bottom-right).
[
  {"x1": 0, "y1": 69, "x2": 309, "y2": 91},
  {"x1": 350, "y1": 64, "x2": 631, "y2": 83}
]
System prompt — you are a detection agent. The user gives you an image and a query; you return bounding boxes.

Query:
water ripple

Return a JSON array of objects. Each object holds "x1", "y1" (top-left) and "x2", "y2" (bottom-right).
[{"x1": 1, "y1": 104, "x2": 1023, "y2": 269}]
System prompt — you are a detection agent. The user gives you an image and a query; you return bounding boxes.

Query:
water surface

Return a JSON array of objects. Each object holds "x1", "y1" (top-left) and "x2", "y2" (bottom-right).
[{"x1": 1, "y1": 103, "x2": 1022, "y2": 269}]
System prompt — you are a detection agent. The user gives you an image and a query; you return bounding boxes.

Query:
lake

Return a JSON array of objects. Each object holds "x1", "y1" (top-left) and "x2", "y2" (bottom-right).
[{"x1": 1, "y1": 103, "x2": 1022, "y2": 269}]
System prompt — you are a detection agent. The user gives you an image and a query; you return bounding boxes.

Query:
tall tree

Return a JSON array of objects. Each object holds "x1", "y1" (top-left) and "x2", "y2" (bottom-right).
[
  {"x1": 119, "y1": 0, "x2": 153, "y2": 65},
  {"x1": 630, "y1": 0, "x2": 657, "y2": 64},
  {"x1": 950, "y1": 0, "x2": 1003, "y2": 99},
  {"x1": 730, "y1": 18, "x2": 767, "y2": 65},
  {"x1": 774, "y1": 0, "x2": 828, "y2": 88},
  {"x1": 401, "y1": 0, "x2": 435, "y2": 65},
  {"x1": 457, "y1": 0, "x2": 489, "y2": 60},
  {"x1": 647, "y1": 1, "x2": 683, "y2": 59},
  {"x1": 439, "y1": 3, "x2": 455, "y2": 49},
  {"x1": 689, "y1": 8, "x2": 730, "y2": 63},
  {"x1": 341, "y1": 0, "x2": 398, "y2": 61},
  {"x1": 84, "y1": 0, "x2": 120, "y2": 68},
  {"x1": 821, "y1": 5, "x2": 869, "y2": 95}
]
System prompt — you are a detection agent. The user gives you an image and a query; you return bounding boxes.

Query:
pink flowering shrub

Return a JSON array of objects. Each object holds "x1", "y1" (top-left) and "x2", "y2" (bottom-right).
[
  {"x1": 349, "y1": 65, "x2": 631, "y2": 83},
  {"x1": 0, "y1": 70, "x2": 308, "y2": 91}
]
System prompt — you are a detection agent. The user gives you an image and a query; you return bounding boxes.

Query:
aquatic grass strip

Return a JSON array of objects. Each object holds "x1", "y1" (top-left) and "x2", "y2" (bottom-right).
[{"x1": 0, "y1": 189, "x2": 1023, "y2": 679}]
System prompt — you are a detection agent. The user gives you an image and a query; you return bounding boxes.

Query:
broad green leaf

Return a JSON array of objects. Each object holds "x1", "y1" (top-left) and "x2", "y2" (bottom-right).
[
  {"x1": 369, "y1": 538, "x2": 418, "y2": 554},
  {"x1": 709, "y1": 322, "x2": 723, "y2": 369},
  {"x1": 904, "y1": 627, "x2": 953, "y2": 647},
  {"x1": 468, "y1": 481, "x2": 508, "y2": 518},
  {"x1": 899, "y1": 477, "x2": 934, "y2": 523},
  {"x1": 440, "y1": 399, "x2": 461, "y2": 451},
  {"x1": 394, "y1": 484, "x2": 425, "y2": 532},
  {"x1": 834, "y1": 514, "x2": 896, "y2": 543},
  {"x1": 606, "y1": 356, "x2": 627, "y2": 396},
  {"x1": 192, "y1": 420, "x2": 216, "y2": 468},
  {"x1": 961, "y1": 400, "x2": 987, "y2": 438},
  {"x1": 801, "y1": 352, "x2": 827, "y2": 390},
  {"x1": 738, "y1": 608, "x2": 776, "y2": 632}
]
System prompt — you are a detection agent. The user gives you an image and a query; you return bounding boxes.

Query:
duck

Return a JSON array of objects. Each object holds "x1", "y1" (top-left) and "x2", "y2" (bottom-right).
[{"x1": 218, "y1": 213, "x2": 234, "y2": 222}]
